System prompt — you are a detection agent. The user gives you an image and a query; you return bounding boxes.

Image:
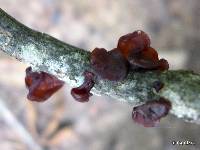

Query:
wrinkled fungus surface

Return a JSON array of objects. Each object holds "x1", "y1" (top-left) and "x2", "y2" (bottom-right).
[
  {"x1": 116, "y1": 30, "x2": 169, "y2": 71},
  {"x1": 71, "y1": 71, "x2": 95, "y2": 102},
  {"x1": 117, "y1": 30, "x2": 151, "y2": 58},
  {"x1": 90, "y1": 30, "x2": 169, "y2": 82},
  {"x1": 126, "y1": 45, "x2": 169, "y2": 71},
  {"x1": 132, "y1": 98, "x2": 171, "y2": 127},
  {"x1": 90, "y1": 48, "x2": 128, "y2": 81},
  {"x1": 25, "y1": 67, "x2": 64, "y2": 102}
]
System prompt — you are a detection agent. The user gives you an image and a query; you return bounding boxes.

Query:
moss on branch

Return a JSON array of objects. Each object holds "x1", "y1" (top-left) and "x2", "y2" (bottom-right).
[{"x1": 0, "y1": 8, "x2": 200, "y2": 124}]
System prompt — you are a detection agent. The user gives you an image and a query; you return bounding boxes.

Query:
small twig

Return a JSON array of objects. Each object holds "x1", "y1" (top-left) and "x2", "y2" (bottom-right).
[{"x1": 0, "y1": 8, "x2": 200, "y2": 124}]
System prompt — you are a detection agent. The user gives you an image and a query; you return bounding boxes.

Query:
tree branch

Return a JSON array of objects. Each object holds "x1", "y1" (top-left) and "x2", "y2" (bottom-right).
[{"x1": 0, "y1": 8, "x2": 200, "y2": 124}]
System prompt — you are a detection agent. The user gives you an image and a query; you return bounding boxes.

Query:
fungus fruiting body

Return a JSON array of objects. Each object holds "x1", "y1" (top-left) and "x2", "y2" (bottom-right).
[
  {"x1": 90, "y1": 30, "x2": 169, "y2": 83},
  {"x1": 132, "y1": 98, "x2": 171, "y2": 127},
  {"x1": 90, "y1": 48, "x2": 128, "y2": 81},
  {"x1": 116, "y1": 30, "x2": 169, "y2": 71},
  {"x1": 71, "y1": 71, "x2": 95, "y2": 102},
  {"x1": 117, "y1": 30, "x2": 151, "y2": 58},
  {"x1": 25, "y1": 67, "x2": 64, "y2": 102}
]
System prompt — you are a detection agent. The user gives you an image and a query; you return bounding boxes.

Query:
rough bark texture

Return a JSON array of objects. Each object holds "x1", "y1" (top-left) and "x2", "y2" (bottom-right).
[{"x1": 0, "y1": 8, "x2": 200, "y2": 124}]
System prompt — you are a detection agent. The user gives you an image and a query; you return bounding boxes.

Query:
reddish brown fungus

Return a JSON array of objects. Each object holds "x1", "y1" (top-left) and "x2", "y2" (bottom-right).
[
  {"x1": 116, "y1": 30, "x2": 169, "y2": 71},
  {"x1": 140, "y1": 47, "x2": 159, "y2": 62},
  {"x1": 117, "y1": 30, "x2": 150, "y2": 58},
  {"x1": 90, "y1": 48, "x2": 128, "y2": 81},
  {"x1": 128, "y1": 56, "x2": 159, "y2": 70},
  {"x1": 71, "y1": 71, "x2": 95, "y2": 102},
  {"x1": 157, "y1": 58, "x2": 169, "y2": 71},
  {"x1": 132, "y1": 98, "x2": 171, "y2": 127},
  {"x1": 127, "y1": 48, "x2": 169, "y2": 71},
  {"x1": 25, "y1": 67, "x2": 64, "y2": 102}
]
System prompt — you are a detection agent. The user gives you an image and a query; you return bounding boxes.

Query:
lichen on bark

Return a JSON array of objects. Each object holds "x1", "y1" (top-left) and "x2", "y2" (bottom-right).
[{"x1": 0, "y1": 8, "x2": 200, "y2": 124}]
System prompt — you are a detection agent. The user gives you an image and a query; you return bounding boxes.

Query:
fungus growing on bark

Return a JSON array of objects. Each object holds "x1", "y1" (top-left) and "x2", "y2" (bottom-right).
[
  {"x1": 128, "y1": 56, "x2": 169, "y2": 71},
  {"x1": 25, "y1": 29, "x2": 171, "y2": 127},
  {"x1": 117, "y1": 30, "x2": 169, "y2": 71},
  {"x1": 71, "y1": 71, "x2": 95, "y2": 102},
  {"x1": 25, "y1": 67, "x2": 64, "y2": 102},
  {"x1": 90, "y1": 48, "x2": 128, "y2": 81},
  {"x1": 157, "y1": 58, "x2": 169, "y2": 71},
  {"x1": 90, "y1": 30, "x2": 169, "y2": 81},
  {"x1": 117, "y1": 30, "x2": 151, "y2": 58},
  {"x1": 132, "y1": 98, "x2": 171, "y2": 127}
]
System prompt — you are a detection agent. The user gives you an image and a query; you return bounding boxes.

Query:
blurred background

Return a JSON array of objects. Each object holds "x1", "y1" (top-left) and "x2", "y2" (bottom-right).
[{"x1": 0, "y1": 0, "x2": 200, "y2": 150}]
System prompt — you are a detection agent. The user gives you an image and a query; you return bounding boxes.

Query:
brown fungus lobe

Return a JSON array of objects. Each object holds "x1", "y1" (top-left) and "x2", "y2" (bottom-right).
[
  {"x1": 117, "y1": 30, "x2": 151, "y2": 58},
  {"x1": 128, "y1": 56, "x2": 169, "y2": 71},
  {"x1": 127, "y1": 46, "x2": 169, "y2": 71},
  {"x1": 132, "y1": 98, "x2": 171, "y2": 127},
  {"x1": 117, "y1": 30, "x2": 169, "y2": 71},
  {"x1": 71, "y1": 71, "x2": 95, "y2": 102},
  {"x1": 90, "y1": 48, "x2": 128, "y2": 81},
  {"x1": 25, "y1": 67, "x2": 64, "y2": 102}
]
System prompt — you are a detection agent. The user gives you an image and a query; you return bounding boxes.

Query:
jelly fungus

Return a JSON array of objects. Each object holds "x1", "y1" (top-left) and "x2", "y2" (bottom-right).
[
  {"x1": 90, "y1": 48, "x2": 128, "y2": 81},
  {"x1": 71, "y1": 71, "x2": 95, "y2": 102},
  {"x1": 132, "y1": 98, "x2": 171, "y2": 127},
  {"x1": 127, "y1": 47, "x2": 169, "y2": 71},
  {"x1": 140, "y1": 47, "x2": 159, "y2": 62},
  {"x1": 25, "y1": 67, "x2": 64, "y2": 102},
  {"x1": 117, "y1": 30, "x2": 151, "y2": 58},
  {"x1": 157, "y1": 58, "x2": 169, "y2": 71},
  {"x1": 116, "y1": 30, "x2": 169, "y2": 71}
]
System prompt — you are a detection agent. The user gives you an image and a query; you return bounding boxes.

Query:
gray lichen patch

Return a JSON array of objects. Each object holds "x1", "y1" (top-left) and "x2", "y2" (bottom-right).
[
  {"x1": 0, "y1": 27, "x2": 12, "y2": 49},
  {"x1": 21, "y1": 44, "x2": 45, "y2": 66},
  {"x1": 159, "y1": 71, "x2": 200, "y2": 121},
  {"x1": 92, "y1": 72, "x2": 160, "y2": 105},
  {"x1": 161, "y1": 88, "x2": 199, "y2": 121}
]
